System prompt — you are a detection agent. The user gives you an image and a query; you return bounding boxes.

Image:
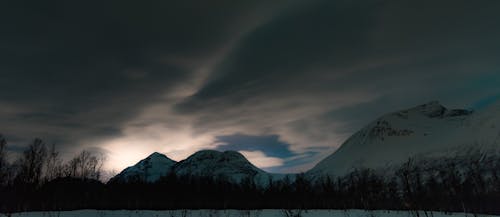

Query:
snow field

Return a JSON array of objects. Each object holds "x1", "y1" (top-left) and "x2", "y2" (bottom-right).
[{"x1": 8, "y1": 209, "x2": 500, "y2": 217}]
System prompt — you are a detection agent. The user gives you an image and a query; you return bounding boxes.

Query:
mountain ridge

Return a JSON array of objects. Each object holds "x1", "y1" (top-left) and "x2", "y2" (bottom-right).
[{"x1": 110, "y1": 149, "x2": 277, "y2": 185}]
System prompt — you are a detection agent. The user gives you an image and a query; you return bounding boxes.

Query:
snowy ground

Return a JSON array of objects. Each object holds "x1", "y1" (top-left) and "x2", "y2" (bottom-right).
[{"x1": 6, "y1": 209, "x2": 500, "y2": 217}]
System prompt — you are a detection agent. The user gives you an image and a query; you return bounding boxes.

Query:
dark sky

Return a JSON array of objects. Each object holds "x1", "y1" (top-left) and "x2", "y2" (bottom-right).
[{"x1": 1, "y1": 0, "x2": 500, "y2": 173}]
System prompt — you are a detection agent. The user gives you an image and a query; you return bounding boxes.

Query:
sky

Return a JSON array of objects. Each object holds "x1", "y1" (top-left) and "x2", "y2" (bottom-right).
[{"x1": 1, "y1": 0, "x2": 500, "y2": 173}]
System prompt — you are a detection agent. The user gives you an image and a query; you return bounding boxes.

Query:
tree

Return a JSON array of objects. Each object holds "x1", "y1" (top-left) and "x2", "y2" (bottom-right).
[
  {"x1": 16, "y1": 138, "x2": 47, "y2": 185},
  {"x1": 65, "y1": 150, "x2": 104, "y2": 180},
  {"x1": 0, "y1": 135, "x2": 8, "y2": 185},
  {"x1": 396, "y1": 158, "x2": 422, "y2": 217},
  {"x1": 44, "y1": 144, "x2": 63, "y2": 181}
]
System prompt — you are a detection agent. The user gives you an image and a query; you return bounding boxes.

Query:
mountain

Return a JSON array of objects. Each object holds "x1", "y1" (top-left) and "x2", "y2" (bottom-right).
[
  {"x1": 172, "y1": 150, "x2": 273, "y2": 186},
  {"x1": 308, "y1": 101, "x2": 500, "y2": 178},
  {"x1": 109, "y1": 152, "x2": 176, "y2": 183},
  {"x1": 110, "y1": 150, "x2": 276, "y2": 185}
]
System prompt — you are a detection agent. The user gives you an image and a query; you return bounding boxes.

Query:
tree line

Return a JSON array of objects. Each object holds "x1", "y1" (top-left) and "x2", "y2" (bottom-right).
[
  {"x1": 1, "y1": 135, "x2": 500, "y2": 215},
  {"x1": 0, "y1": 135, "x2": 105, "y2": 213}
]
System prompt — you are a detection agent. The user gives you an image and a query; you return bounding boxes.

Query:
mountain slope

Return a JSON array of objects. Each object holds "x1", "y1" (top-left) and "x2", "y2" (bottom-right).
[
  {"x1": 110, "y1": 150, "x2": 276, "y2": 185},
  {"x1": 109, "y1": 152, "x2": 176, "y2": 183},
  {"x1": 308, "y1": 101, "x2": 500, "y2": 178},
  {"x1": 173, "y1": 150, "x2": 272, "y2": 186}
]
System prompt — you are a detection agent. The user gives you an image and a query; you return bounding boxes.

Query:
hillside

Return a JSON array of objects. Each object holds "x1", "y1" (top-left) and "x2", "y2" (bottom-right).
[{"x1": 308, "y1": 101, "x2": 500, "y2": 178}]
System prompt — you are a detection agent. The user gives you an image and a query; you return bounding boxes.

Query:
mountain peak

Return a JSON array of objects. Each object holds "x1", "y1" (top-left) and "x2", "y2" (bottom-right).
[
  {"x1": 173, "y1": 149, "x2": 270, "y2": 184},
  {"x1": 147, "y1": 152, "x2": 170, "y2": 159},
  {"x1": 109, "y1": 152, "x2": 176, "y2": 183},
  {"x1": 187, "y1": 150, "x2": 247, "y2": 162},
  {"x1": 180, "y1": 150, "x2": 251, "y2": 168},
  {"x1": 410, "y1": 101, "x2": 447, "y2": 118},
  {"x1": 391, "y1": 101, "x2": 471, "y2": 119}
]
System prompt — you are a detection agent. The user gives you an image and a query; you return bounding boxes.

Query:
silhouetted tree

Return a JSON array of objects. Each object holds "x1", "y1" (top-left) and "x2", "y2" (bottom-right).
[
  {"x1": 15, "y1": 139, "x2": 47, "y2": 186},
  {"x1": 396, "y1": 158, "x2": 423, "y2": 217},
  {"x1": 65, "y1": 150, "x2": 104, "y2": 180},
  {"x1": 44, "y1": 144, "x2": 64, "y2": 181},
  {"x1": 0, "y1": 135, "x2": 7, "y2": 186}
]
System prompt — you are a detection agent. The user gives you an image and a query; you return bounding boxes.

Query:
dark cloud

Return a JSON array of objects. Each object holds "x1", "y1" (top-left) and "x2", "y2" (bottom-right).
[
  {"x1": 1, "y1": 0, "x2": 500, "y2": 172},
  {"x1": 175, "y1": 0, "x2": 500, "y2": 136},
  {"x1": 0, "y1": 0, "x2": 289, "y2": 152},
  {"x1": 179, "y1": 0, "x2": 500, "y2": 110},
  {"x1": 216, "y1": 134, "x2": 294, "y2": 159}
]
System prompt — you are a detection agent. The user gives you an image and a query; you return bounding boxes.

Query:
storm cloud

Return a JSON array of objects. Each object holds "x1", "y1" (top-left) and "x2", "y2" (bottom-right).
[{"x1": 1, "y1": 0, "x2": 500, "y2": 172}]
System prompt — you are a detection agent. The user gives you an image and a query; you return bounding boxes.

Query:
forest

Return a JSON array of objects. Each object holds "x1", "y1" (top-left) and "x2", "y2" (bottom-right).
[{"x1": 1, "y1": 135, "x2": 500, "y2": 216}]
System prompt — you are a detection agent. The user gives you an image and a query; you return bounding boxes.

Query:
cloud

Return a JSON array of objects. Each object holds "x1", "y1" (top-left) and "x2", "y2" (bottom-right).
[
  {"x1": 1, "y1": 0, "x2": 500, "y2": 173},
  {"x1": 0, "y1": 0, "x2": 291, "y2": 153},
  {"x1": 238, "y1": 150, "x2": 284, "y2": 169}
]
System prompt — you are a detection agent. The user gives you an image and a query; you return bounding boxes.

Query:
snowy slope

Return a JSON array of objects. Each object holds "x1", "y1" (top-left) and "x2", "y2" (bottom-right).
[
  {"x1": 110, "y1": 150, "x2": 276, "y2": 185},
  {"x1": 11, "y1": 209, "x2": 500, "y2": 217},
  {"x1": 308, "y1": 101, "x2": 500, "y2": 178},
  {"x1": 173, "y1": 150, "x2": 273, "y2": 186},
  {"x1": 109, "y1": 152, "x2": 176, "y2": 183}
]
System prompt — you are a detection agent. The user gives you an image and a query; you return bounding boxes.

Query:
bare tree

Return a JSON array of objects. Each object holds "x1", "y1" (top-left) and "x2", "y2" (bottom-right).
[
  {"x1": 44, "y1": 144, "x2": 64, "y2": 181},
  {"x1": 0, "y1": 135, "x2": 7, "y2": 185},
  {"x1": 16, "y1": 139, "x2": 47, "y2": 185},
  {"x1": 65, "y1": 150, "x2": 105, "y2": 180},
  {"x1": 396, "y1": 158, "x2": 421, "y2": 217}
]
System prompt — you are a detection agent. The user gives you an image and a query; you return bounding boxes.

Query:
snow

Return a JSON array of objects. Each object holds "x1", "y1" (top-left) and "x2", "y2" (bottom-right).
[
  {"x1": 8, "y1": 209, "x2": 500, "y2": 217},
  {"x1": 173, "y1": 150, "x2": 273, "y2": 186},
  {"x1": 308, "y1": 101, "x2": 500, "y2": 178},
  {"x1": 110, "y1": 150, "x2": 286, "y2": 186},
  {"x1": 109, "y1": 152, "x2": 176, "y2": 183}
]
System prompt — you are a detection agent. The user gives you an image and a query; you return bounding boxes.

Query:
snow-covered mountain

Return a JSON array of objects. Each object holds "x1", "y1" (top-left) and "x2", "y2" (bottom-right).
[
  {"x1": 110, "y1": 150, "x2": 275, "y2": 185},
  {"x1": 109, "y1": 152, "x2": 176, "y2": 183},
  {"x1": 308, "y1": 101, "x2": 500, "y2": 178},
  {"x1": 172, "y1": 150, "x2": 272, "y2": 186}
]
